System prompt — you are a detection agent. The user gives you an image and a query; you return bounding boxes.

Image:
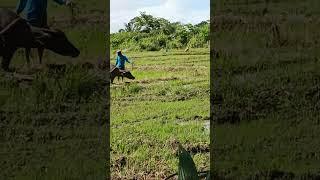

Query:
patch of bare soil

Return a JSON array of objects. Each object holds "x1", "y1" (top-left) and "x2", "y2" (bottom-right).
[
  {"x1": 215, "y1": 110, "x2": 241, "y2": 125},
  {"x1": 252, "y1": 170, "x2": 320, "y2": 179},
  {"x1": 168, "y1": 139, "x2": 209, "y2": 156},
  {"x1": 112, "y1": 156, "x2": 127, "y2": 169},
  {"x1": 185, "y1": 143, "x2": 210, "y2": 154},
  {"x1": 136, "y1": 66, "x2": 204, "y2": 72},
  {"x1": 137, "y1": 77, "x2": 178, "y2": 84}
]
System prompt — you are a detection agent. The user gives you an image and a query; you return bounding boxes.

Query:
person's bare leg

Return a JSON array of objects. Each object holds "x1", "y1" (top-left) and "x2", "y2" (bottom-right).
[
  {"x1": 38, "y1": 47, "x2": 44, "y2": 64},
  {"x1": 2, "y1": 48, "x2": 16, "y2": 72},
  {"x1": 121, "y1": 68, "x2": 124, "y2": 82},
  {"x1": 25, "y1": 48, "x2": 31, "y2": 67}
]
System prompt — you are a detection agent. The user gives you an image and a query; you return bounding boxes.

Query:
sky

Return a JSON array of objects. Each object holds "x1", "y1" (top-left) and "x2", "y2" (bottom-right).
[{"x1": 110, "y1": 0, "x2": 209, "y2": 33}]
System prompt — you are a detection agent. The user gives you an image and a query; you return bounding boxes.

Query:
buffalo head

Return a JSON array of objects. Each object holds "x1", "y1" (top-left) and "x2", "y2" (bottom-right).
[
  {"x1": 121, "y1": 70, "x2": 135, "y2": 80},
  {"x1": 32, "y1": 27, "x2": 80, "y2": 57}
]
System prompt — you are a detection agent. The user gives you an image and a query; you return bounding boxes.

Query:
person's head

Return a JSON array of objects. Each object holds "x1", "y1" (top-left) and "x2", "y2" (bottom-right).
[{"x1": 117, "y1": 50, "x2": 122, "y2": 56}]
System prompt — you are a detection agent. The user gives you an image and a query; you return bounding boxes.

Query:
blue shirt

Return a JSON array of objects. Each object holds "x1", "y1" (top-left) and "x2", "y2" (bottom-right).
[
  {"x1": 16, "y1": 0, "x2": 66, "y2": 27},
  {"x1": 115, "y1": 55, "x2": 130, "y2": 69}
]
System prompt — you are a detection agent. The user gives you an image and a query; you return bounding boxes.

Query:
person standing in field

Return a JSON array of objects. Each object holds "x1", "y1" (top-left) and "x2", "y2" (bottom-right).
[
  {"x1": 15, "y1": 0, "x2": 73, "y2": 65},
  {"x1": 16, "y1": 0, "x2": 73, "y2": 28},
  {"x1": 115, "y1": 50, "x2": 131, "y2": 70}
]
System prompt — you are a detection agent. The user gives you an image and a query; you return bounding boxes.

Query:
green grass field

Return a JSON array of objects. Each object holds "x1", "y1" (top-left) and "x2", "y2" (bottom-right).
[
  {"x1": 110, "y1": 49, "x2": 210, "y2": 179},
  {"x1": 212, "y1": 0, "x2": 320, "y2": 178},
  {"x1": 1, "y1": 1, "x2": 107, "y2": 179}
]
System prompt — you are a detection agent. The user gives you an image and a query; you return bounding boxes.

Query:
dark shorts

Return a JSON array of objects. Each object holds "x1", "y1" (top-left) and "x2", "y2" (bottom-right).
[{"x1": 27, "y1": 13, "x2": 48, "y2": 28}]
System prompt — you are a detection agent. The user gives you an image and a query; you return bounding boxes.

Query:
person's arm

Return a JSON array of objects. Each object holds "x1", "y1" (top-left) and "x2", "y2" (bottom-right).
[
  {"x1": 124, "y1": 56, "x2": 131, "y2": 63},
  {"x1": 115, "y1": 56, "x2": 119, "y2": 66},
  {"x1": 16, "y1": 0, "x2": 27, "y2": 14}
]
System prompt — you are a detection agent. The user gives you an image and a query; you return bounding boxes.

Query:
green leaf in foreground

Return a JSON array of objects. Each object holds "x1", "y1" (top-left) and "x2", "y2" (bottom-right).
[
  {"x1": 205, "y1": 171, "x2": 210, "y2": 180},
  {"x1": 178, "y1": 144, "x2": 199, "y2": 180}
]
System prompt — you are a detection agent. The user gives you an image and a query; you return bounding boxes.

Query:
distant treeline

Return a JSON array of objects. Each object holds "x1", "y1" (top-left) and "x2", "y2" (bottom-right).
[{"x1": 111, "y1": 12, "x2": 209, "y2": 51}]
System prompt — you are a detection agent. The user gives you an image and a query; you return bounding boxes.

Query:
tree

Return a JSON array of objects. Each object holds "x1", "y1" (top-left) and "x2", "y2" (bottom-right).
[
  {"x1": 111, "y1": 14, "x2": 209, "y2": 51},
  {"x1": 124, "y1": 22, "x2": 133, "y2": 32}
]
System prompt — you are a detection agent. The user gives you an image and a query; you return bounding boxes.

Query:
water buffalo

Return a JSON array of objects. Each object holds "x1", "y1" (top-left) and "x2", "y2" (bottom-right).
[
  {"x1": 26, "y1": 26, "x2": 80, "y2": 64},
  {"x1": 110, "y1": 64, "x2": 135, "y2": 83},
  {"x1": 0, "y1": 8, "x2": 35, "y2": 71},
  {"x1": 119, "y1": 70, "x2": 135, "y2": 81},
  {"x1": 0, "y1": 8, "x2": 80, "y2": 71}
]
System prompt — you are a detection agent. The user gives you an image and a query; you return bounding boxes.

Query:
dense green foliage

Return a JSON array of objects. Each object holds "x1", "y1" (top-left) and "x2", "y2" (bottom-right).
[{"x1": 111, "y1": 12, "x2": 209, "y2": 51}]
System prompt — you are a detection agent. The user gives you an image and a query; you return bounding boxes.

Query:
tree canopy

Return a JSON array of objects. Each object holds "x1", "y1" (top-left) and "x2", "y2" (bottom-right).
[{"x1": 111, "y1": 12, "x2": 209, "y2": 51}]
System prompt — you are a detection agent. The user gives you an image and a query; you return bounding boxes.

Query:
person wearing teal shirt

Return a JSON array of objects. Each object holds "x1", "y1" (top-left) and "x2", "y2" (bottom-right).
[
  {"x1": 16, "y1": 0, "x2": 72, "y2": 27},
  {"x1": 115, "y1": 50, "x2": 131, "y2": 70}
]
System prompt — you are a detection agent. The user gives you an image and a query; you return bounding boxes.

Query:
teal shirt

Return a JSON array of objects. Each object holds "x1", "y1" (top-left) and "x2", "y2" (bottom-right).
[
  {"x1": 16, "y1": 0, "x2": 66, "y2": 27},
  {"x1": 115, "y1": 55, "x2": 130, "y2": 69}
]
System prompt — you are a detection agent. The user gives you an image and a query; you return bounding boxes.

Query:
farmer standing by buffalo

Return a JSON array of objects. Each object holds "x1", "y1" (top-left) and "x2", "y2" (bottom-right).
[
  {"x1": 111, "y1": 50, "x2": 135, "y2": 83},
  {"x1": 115, "y1": 50, "x2": 132, "y2": 70},
  {"x1": 16, "y1": 0, "x2": 73, "y2": 64}
]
